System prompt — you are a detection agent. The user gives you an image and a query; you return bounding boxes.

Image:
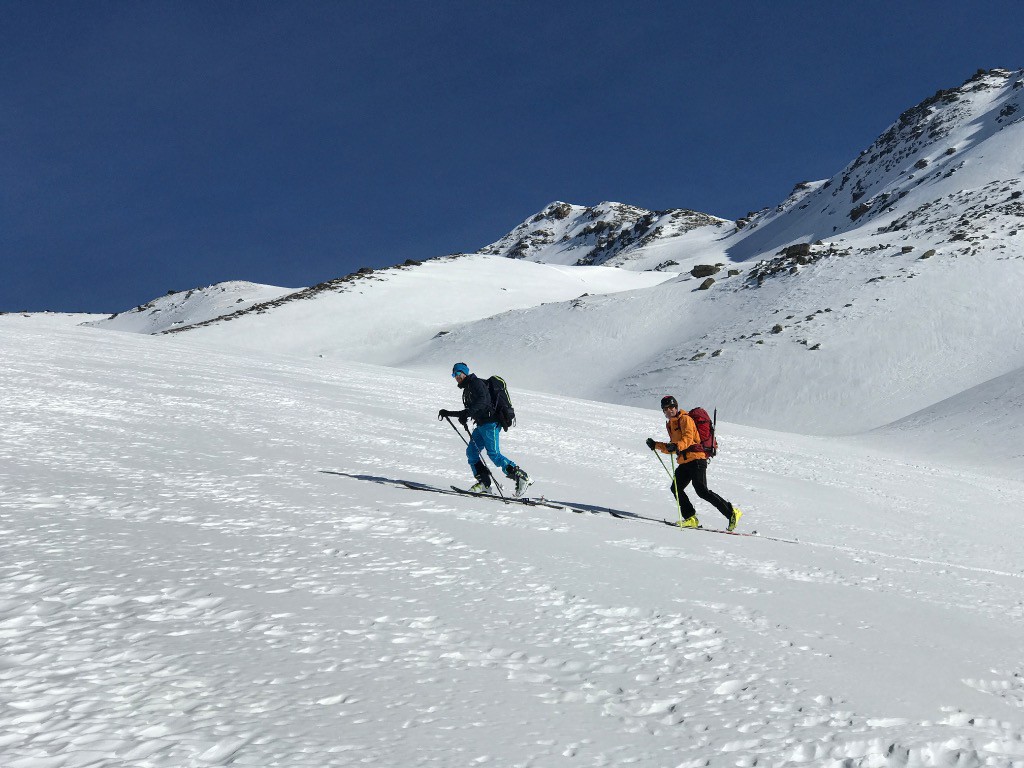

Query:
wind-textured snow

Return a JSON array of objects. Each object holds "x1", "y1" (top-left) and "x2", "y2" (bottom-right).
[{"x1": 3, "y1": 317, "x2": 1024, "y2": 767}]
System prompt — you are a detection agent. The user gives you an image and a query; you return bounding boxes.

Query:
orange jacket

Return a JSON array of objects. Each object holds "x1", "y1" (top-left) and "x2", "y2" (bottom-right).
[{"x1": 656, "y1": 411, "x2": 705, "y2": 464}]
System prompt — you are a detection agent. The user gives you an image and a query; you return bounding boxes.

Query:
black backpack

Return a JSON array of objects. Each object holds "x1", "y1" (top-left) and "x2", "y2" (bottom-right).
[{"x1": 487, "y1": 375, "x2": 516, "y2": 431}]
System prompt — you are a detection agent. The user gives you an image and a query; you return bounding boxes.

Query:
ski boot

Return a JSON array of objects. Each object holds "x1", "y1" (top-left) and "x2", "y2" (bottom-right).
[
  {"x1": 505, "y1": 465, "x2": 533, "y2": 498},
  {"x1": 728, "y1": 507, "x2": 742, "y2": 532},
  {"x1": 469, "y1": 463, "x2": 493, "y2": 494},
  {"x1": 679, "y1": 516, "x2": 700, "y2": 529}
]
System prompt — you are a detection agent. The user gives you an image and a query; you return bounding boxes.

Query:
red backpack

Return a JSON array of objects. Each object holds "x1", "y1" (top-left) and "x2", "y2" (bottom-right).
[{"x1": 688, "y1": 407, "x2": 718, "y2": 458}]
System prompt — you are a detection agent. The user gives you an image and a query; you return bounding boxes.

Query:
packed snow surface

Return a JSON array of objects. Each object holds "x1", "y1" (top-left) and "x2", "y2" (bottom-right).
[{"x1": 3, "y1": 317, "x2": 1024, "y2": 767}]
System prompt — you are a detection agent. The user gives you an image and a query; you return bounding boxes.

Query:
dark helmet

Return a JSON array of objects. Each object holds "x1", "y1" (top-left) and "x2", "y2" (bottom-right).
[{"x1": 660, "y1": 395, "x2": 678, "y2": 410}]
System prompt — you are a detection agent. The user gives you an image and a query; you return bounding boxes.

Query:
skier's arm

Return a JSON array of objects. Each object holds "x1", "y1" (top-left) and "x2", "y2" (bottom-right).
[
  {"x1": 648, "y1": 437, "x2": 678, "y2": 454},
  {"x1": 438, "y1": 408, "x2": 467, "y2": 419}
]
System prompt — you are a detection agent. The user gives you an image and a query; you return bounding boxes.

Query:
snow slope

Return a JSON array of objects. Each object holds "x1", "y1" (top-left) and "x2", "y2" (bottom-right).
[
  {"x1": 169, "y1": 255, "x2": 674, "y2": 365},
  {"x1": 0, "y1": 311, "x2": 106, "y2": 329},
  {"x1": 865, "y1": 364, "x2": 1024, "y2": 472},
  {"x1": 407, "y1": 234, "x2": 1024, "y2": 440},
  {"x1": 125, "y1": 69, "x2": 1024, "y2": 442},
  {"x1": 3, "y1": 319, "x2": 1024, "y2": 767},
  {"x1": 86, "y1": 281, "x2": 297, "y2": 334},
  {"x1": 406, "y1": 69, "x2": 1024, "y2": 437}
]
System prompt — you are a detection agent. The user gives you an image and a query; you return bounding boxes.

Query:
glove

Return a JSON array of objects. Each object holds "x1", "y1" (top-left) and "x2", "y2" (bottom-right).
[
  {"x1": 438, "y1": 409, "x2": 453, "y2": 420},
  {"x1": 665, "y1": 443, "x2": 678, "y2": 453},
  {"x1": 646, "y1": 437, "x2": 657, "y2": 450},
  {"x1": 458, "y1": 415, "x2": 468, "y2": 427}
]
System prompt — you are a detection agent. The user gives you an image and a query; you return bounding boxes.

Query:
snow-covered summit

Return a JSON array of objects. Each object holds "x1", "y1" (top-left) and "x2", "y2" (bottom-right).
[
  {"x1": 485, "y1": 69, "x2": 1024, "y2": 272},
  {"x1": 479, "y1": 200, "x2": 732, "y2": 270}
]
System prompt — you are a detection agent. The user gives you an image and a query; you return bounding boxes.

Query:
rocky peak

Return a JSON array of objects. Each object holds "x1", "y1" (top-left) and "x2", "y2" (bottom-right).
[
  {"x1": 729, "y1": 67, "x2": 1024, "y2": 258},
  {"x1": 480, "y1": 200, "x2": 729, "y2": 267}
]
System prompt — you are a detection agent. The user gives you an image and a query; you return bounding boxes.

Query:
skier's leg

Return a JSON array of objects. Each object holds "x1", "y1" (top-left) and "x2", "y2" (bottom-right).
[
  {"x1": 464, "y1": 430, "x2": 494, "y2": 491},
  {"x1": 480, "y1": 422, "x2": 514, "y2": 473},
  {"x1": 672, "y1": 464, "x2": 698, "y2": 520},
  {"x1": 689, "y1": 459, "x2": 733, "y2": 518},
  {"x1": 478, "y1": 422, "x2": 531, "y2": 495},
  {"x1": 466, "y1": 429, "x2": 484, "y2": 473}
]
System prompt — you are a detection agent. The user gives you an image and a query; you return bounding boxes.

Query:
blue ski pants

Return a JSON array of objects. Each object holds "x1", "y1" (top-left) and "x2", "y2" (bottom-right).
[{"x1": 466, "y1": 422, "x2": 515, "y2": 474}]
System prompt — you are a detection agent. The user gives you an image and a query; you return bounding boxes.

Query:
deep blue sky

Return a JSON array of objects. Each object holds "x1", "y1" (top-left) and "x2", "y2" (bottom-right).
[{"x1": 3, "y1": 1, "x2": 1022, "y2": 312}]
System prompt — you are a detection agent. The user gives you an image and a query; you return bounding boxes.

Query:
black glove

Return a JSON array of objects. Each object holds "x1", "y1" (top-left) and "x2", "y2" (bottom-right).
[
  {"x1": 665, "y1": 443, "x2": 678, "y2": 453},
  {"x1": 646, "y1": 437, "x2": 657, "y2": 450},
  {"x1": 458, "y1": 415, "x2": 468, "y2": 427},
  {"x1": 438, "y1": 409, "x2": 453, "y2": 420}
]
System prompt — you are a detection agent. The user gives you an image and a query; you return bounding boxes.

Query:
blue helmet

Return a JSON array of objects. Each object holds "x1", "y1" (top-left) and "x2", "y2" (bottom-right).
[{"x1": 451, "y1": 362, "x2": 470, "y2": 378}]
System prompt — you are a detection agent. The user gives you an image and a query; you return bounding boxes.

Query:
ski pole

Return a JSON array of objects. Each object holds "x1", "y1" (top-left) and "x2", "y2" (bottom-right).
[
  {"x1": 444, "y1": 415, "x2": 469, "y2": 446},
  {"x1": 653, "y1": 448, "x2": 674, "y2": 479},
  {"x1": 653, "y1": 448, "x2": 683, "y2": 526}
]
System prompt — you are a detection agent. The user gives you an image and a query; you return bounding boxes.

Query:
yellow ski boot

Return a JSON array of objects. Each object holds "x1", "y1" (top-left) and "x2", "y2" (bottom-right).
[
  {"x1": 679, "y1": 516, "x2": 700, "y2": 529},
  {"x1": 728, "y1": 507, "x2": 743, "y2": 532}
]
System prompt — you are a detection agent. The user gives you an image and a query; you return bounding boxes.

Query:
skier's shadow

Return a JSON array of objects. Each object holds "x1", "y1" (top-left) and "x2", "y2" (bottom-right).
[
  {"x1": 319, "y1": 470, "x2": 658, "y2": 524},
  {"x1": 319, "y1": 470, "x2": 438, "y2": 493}
]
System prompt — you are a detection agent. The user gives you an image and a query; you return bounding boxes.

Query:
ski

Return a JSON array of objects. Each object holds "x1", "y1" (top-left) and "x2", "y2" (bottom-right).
[
  {"x1": 322, "y1": 473, "x2": 794, "y2": 540},
  {"x1": 394, "y1": 480, "x2": 579, "y2": 512},
  {"x1": 448, "y1": 485, "x2": 586, "y2": 512},
  {"x1": 450, "y1": 484, "x2": 536, "y2": 505},
  {"x1": 661, "y1": 519, "x2": 797, "y2": 543}
]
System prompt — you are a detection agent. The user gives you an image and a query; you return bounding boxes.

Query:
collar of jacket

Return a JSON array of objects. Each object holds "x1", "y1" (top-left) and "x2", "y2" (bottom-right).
[{"x1": 668, "y1": 411, "x2": 692, "y2": 430}]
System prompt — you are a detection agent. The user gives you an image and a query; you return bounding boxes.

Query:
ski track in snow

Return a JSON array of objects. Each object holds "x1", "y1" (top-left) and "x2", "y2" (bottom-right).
[{"x1": 3, "y1": 323, "x2": 1024, "y2": 767}]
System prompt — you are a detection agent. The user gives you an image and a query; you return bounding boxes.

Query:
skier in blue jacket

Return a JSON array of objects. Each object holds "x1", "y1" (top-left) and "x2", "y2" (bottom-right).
[{"x1": 438, "y1": 362, "x2": 532, "y2": 497}]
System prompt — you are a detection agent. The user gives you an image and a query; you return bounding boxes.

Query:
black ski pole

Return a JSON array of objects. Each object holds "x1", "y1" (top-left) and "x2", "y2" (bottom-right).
[{"x1": 444, "y1": 415, "x2": 469, "y2": 446}]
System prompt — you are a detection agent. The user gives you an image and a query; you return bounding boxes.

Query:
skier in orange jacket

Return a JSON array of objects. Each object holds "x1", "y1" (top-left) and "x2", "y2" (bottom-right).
[{"x1": 647, "y1": 395, "x2": 741, "y2": 531}]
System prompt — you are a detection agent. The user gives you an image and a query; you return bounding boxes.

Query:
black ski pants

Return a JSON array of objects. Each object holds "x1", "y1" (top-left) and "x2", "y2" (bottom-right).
[{"x1": 670, "y1": 459, "x2": 732, "y2": 521}]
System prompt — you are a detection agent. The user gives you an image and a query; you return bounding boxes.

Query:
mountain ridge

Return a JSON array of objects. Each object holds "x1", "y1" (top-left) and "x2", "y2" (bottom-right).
[{"x1": 80, "y1": 67, "x2": 1024, "y2": 448}]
